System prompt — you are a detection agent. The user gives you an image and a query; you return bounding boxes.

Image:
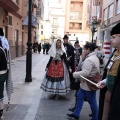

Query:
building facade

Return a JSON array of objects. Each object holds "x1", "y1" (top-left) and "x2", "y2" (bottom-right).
[
  {"x1": 87, "y1": 0, "x2": 120, "y2": 63},
  {"x1": 87, "y1": 0, "x2": 102, "y2": 44},
  {"x1": 43, "y1": 0, "x2": 66, "y2": 44},
  {"x1": 0, "y1": 0, "x2": 39, "y2": 59},
  {"x1": 64, "y1": 0, "x2": 90, "y2": 46},
  {"x1": 101, "y1": 0, "x2": 120, "y2": 63},
  {"x1": 36, "y1": 0, "x2": 44, "y2": 43}
]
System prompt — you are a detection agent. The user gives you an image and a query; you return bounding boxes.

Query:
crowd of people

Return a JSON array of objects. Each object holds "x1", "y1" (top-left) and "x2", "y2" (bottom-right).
[
  {"x1": 0, "y1": 22, "x2": 120, "y2": 120},
  {"x1": 40, "y1": 22, "x2": 120, "y2": 120}
]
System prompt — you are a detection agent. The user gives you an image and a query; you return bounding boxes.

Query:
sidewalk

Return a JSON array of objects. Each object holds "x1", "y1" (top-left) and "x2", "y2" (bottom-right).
[{"x1": 3, "y1": 53, "x2": 99, "y2": 120}]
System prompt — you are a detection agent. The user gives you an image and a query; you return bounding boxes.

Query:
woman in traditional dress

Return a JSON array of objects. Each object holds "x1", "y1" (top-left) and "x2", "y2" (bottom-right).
[
  {"x1": 40, "y1": 39, "x2": 71, "y2": 99},
  {"x1": 0, "y1": 28, "x2": 13, "y2": 119}
]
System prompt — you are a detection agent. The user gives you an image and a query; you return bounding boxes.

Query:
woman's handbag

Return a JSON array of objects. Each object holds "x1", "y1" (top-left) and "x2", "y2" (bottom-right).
[{"x1": 87, "y1": 72, "x2": 102, "y2": 91}]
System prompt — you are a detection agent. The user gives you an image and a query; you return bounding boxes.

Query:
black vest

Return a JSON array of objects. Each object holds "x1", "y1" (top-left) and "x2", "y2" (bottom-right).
[{"x1": 0, "y1": 47, "x2": 7, "y2": 71}]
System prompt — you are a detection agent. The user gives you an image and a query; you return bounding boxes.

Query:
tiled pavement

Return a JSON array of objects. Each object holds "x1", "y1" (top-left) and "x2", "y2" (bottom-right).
[{"x1": 3, "y1": 53, "x2": 100, "y2": 120}]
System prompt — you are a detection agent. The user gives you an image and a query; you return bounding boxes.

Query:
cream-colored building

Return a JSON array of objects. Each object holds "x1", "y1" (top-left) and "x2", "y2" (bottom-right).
[
  {"x1": 65, "y1": 0, "x2": 90, "y2": 46},
  {"x1": 43, "y1": 0, "x2": 66, "y2": 44}
]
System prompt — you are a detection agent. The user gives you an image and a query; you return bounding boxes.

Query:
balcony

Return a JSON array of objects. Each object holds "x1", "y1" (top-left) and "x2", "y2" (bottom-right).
[
  {"x1": 0, "y1": 0, "x2": 19, "y2": 12},
  {"x1": 0, "y1": 0, "x2": 22, "y2": 18},
  {"x1": 70, "y1": 2, "x2": 83, "y2": 11},
  {"x1": 52, "y1": 23, "x2": 59, "y2": 28}
]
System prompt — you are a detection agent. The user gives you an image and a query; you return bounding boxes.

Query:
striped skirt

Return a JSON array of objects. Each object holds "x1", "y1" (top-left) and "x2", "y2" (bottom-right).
[{"x1": 41, "y1": 62, "x2": 70, "y2": 95}]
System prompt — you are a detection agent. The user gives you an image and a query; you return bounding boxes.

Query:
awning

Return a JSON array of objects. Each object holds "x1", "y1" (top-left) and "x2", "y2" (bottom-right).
[{"x1": 22, "y1": 14, "x2": 39, "y2": 28}]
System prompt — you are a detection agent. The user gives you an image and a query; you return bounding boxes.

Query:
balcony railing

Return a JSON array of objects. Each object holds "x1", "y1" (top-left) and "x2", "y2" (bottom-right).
[
  {"x1": 52, "y1": 23, "x2": 59, "y2": 28},
  {"x1": 36, "y1": 10, "x2": 41, "y2": 17},
  {"x1": 70, "y1": 16, "x2": 82, "y2": 20}
]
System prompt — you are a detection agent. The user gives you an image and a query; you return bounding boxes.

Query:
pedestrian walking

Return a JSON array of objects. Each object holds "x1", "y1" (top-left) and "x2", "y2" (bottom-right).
[
  {"x1": 97, "y1": 22, "x2": 120, "y2": 120},
  {"x1": 40, "y1": 39, "x2": 71, "y2": 100},
  {"x1": 95, "y1": 44, "x2": 104, "y2": 68},
  {"x1": 67, "y1": 42, "x2": 99, "y2": 120},
  {"x1": 33, "y1": 41, "x2": 38, "y2": 53},
  {"x1": 42, "y1": 43, "x2": 46, "y2": 54},
  {"x1": 38, "y1": 43, "x2": 41, "y2": 54},
  {"x1": 46, "y1": 42, "x2": 50, "y2": 54},
  {"x1": 74, "y1": 40, "x2": 82, "y2": 71},
  {"x1": 0, "y1": 28, "x2": 13, "y2": 119}
]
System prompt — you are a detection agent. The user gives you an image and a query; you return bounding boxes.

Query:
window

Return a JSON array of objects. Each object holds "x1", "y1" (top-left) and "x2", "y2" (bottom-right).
[
  {"x1": 53, "y1": 18, "x2": 58, "y2": 23},
  {"x1": 103, "y1": 8, "x2": 107, "y2": 21},
  {"x1": 108, "y1": 4, "x2": 114, "y2": 18},
  {"x1": 8, "y1": 16, "x2": 12, "y2": 26},
  {"x1": 41, "y1": 25, "x2": 43, "y2": 29},
  {"x1": 116, "y1": 0, "x2": 120, "y2": 14},
  {"x1": 70, "y1": 2, "x2": 83, "y2": 10},
  {"x1": 37, "y1": 3, "x2": 41, "y2": 11},
  {"x1": 69, "y1": 23, "x2": 82, "y2": 30},
  {"x1": 41, "y1": 31, "x2": 43, "y2": 35},
  {"x1": 70, "y1": 12, "x2": 82, "y2": 20},
  {"x1": 93, "y1": 0, "x2": 99, "y2": 6}
]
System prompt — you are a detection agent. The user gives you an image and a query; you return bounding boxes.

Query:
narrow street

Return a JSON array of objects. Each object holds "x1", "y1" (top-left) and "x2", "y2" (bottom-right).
[{"x1": 3, "y1": 53, "x2": 99, "y2": 120}]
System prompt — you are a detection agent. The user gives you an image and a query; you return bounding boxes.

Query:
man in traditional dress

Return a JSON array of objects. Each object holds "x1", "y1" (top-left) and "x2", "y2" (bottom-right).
[
  {"x1": 63, "y1": 35, "x2": 75, "y2": 86},
  {"x1": 97, "y1": 22, "x2": 120, "y2": 120}
]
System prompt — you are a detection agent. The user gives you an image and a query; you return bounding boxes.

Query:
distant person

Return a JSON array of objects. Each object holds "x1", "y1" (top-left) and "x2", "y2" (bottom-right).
[
  {"x1": 40, "y1": 39, "x2": 71, "y2": 99},
  {"x1": 42, "y1": 43, "x2": 46, "y2": 54},
  {"x1": 63, "y1": 35, "x2": 75, "y2": 88},
  {"x1": 33, "y1": 41, "x2": 38, "y2": 53},
  {"x1": 46, "y1": 43, "x2": 50, "y2": 54},
  {"x1": 95, "y1": 44, "x2": 104, "y2": 68},
  {"x1": 0, "y1": 28, "x2": 13, "y2": 119},
  {"x1": 74, "y1": 40, "x2": 82, "y2": 70},
  {"x1": 38, "y1": 43, "x2": 41, "y2": 54}
]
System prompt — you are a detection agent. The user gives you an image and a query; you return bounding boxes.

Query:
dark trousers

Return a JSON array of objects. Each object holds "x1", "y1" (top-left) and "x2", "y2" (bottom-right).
[
  {"x1": 43, "y1": 48, "x2": 45, "y2": 54},
  {"x1": 0, "y1": 73, "x2": 7, "y2": 99}
]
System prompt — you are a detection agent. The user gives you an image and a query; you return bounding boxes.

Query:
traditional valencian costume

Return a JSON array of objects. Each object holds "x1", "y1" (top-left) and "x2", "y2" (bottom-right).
[{"x1": 41, "y1": 39, "x2": 70, "y2": 96}]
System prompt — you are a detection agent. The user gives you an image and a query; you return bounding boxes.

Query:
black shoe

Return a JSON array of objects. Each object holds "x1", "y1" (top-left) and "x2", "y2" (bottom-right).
[
  {"x1": 0, "y1": 110, "x2": 3, "y2": 120},
  {"x1": 69, "y1": 107, "x2": 75, "y2": 112},
  {"x1": 89, "y1": 113, "x2": 92, "y2": 117},
  {"x1": 67, "y1": 114, "x2": 79, "y2": 120}
]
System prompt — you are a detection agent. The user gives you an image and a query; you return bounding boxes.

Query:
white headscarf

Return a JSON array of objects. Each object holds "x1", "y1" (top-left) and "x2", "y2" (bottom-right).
[
  {"x1": 0, "y1": 36, "x2": 9, "y2": 51},
  {"x1": 48, "y1": 39, "x2": 66, "y2": 58}
]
